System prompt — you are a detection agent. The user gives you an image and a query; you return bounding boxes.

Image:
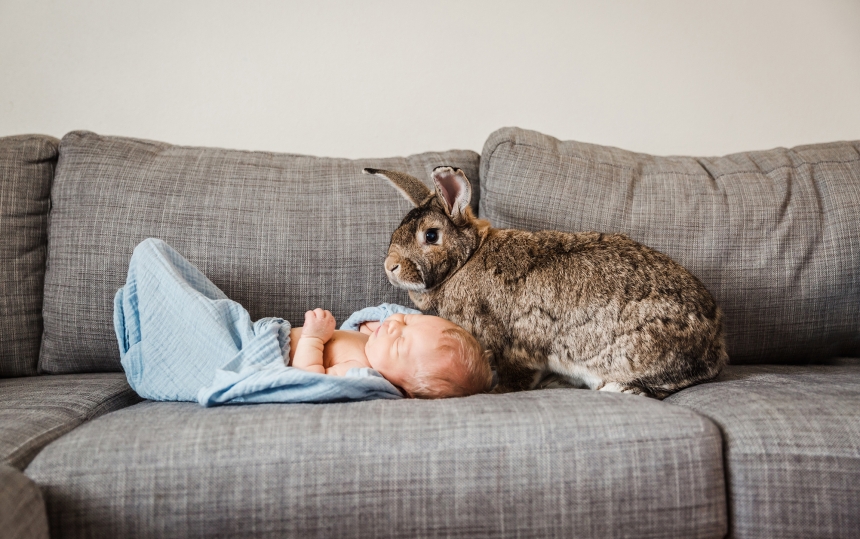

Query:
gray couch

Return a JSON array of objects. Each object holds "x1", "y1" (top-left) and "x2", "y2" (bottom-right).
[{"x1": 1, "y1": 128, "x2": 858, "y2": 539}]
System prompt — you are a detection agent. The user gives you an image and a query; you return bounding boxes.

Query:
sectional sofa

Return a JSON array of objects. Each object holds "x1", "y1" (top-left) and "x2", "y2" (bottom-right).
[{"x1": 1, "y1": 127, "x2": 858, "y2": 538}]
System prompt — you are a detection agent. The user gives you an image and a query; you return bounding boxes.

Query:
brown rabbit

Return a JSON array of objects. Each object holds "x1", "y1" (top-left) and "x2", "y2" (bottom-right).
[{"x1": 365, "y1": 166, "x2": 727, "y2": 398}]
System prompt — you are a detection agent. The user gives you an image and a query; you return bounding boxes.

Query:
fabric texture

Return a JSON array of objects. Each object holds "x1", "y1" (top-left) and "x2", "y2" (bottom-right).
[
  {"x1": 0, "y1": 373, "x2": 141, "y2": 470},
  {"x1": 0, "y1": 464, "x2": 49, "y2": 539},
  {"x1": 26, "y1": 390, "x2": 726, "y2": 539},
  {"x1": 0, "y1": 135, "x2": 58, "y2": 377},
  {"x1": 116, "y1": 238, "x2": 402, "y2": 405},
  {"x1": 41, "y1": 131, "x2": 480, "y2": 374},
  {"x1": 339, "y1": 302, "x2": 421, "y2": 330},
  {"x1": 666, "y1": 361, "x2": 860, "y2": 539},
  {"x1": 480, "y1": 127, "x2": 860, "y2": 364}
]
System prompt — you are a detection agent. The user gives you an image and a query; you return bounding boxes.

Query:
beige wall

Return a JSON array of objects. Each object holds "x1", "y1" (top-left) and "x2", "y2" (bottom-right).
[{"x1": 2, "y1": 0, "x2": 859, "y2": 158}]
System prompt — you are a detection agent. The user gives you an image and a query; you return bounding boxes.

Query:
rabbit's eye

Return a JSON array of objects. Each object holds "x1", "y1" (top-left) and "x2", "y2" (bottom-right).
[{"x1": 424, "y1": 229, "x2": 440, "y2": 244}]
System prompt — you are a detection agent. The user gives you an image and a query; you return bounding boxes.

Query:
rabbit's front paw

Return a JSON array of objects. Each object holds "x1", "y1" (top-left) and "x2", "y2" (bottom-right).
[{"x1": 598, "y1": 382, "x2": 655, "y2": 398}]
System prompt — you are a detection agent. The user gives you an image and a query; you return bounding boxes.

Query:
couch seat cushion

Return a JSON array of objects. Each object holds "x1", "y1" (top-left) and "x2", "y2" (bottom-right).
[
  {"x1": 666, "y1": 361, "x2": 860, "y2": 539},
  {"x1": 0, "y1": 373, "x2": 142, "y2": 470},
  {"x1": 480, "y1": 127, "x2": 860, "y2": 364},
  {"x1": 40, "y1": 131, "x2": 480, "y2": 374},
  {"x1": 26, "y1": 390, "x2": 726, "y2": 539},
  {"x1": 0, "y1": 134, "x2": 58, "y2": 376}
]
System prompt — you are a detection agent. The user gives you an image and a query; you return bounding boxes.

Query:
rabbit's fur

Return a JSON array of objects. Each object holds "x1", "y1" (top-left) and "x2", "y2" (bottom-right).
[{"x1": 366, "y1": 166, "x2": 727, "y2": 398}]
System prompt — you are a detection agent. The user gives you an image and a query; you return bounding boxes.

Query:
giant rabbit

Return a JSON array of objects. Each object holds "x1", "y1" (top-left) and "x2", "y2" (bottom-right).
[{"x1": 365, "y1": 166, "x2": 727, "y2": 398}]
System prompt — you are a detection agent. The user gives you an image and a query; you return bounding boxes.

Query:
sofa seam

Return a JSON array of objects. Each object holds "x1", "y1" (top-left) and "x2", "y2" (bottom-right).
[
  {"x1": 85, "y1": 387, "x2": 144, "y2": 421},
  {"x1": 6, "y1": 385, "x2": 142, "y2": 471},
  {"x1": 6, "y1": 420, "x2": 84, "y2": 471},
  {"x1": 62, "y1": 130, "x2": 480, "y2": 163},
  {"x1": 485, "y1": 140, "x2": 860, "y2": 181}
]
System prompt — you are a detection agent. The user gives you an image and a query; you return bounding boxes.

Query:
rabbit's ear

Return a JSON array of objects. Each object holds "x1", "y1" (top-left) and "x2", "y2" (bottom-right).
[
  {"x1": 431, "y1": 166, "x2": 472, "y2": 224},
  {"x1": 363, "y1": 168, "x2": 434, "y2": 207}
]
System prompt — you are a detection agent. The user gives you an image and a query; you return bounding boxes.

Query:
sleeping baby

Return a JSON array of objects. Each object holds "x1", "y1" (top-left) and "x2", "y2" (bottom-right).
[
  {"x1": 114, "y1": 238, "x2": 493, "y2": 405},
  {"x1": 292, "y1": 309, "x2": 491, "y2": 398}
]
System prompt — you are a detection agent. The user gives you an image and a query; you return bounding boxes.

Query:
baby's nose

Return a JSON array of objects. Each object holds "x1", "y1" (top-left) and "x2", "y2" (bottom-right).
[{"x1": 385, "y1": 318, "x2": 402, "y2": 332}]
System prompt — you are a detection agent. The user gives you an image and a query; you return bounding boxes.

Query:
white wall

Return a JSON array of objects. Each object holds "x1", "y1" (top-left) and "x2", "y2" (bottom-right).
[{"x1": 2, "y1": 0, "x2": 859, "y2": 158}]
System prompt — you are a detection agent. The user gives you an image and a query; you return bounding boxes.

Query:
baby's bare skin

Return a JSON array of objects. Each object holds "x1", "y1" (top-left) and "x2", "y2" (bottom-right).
[
  {"x1": 288, "y1": 308, "x2": 465, "y2": 397},
  {"x1": 288, "y1": 326, "x2": 374, "y2": 376}
]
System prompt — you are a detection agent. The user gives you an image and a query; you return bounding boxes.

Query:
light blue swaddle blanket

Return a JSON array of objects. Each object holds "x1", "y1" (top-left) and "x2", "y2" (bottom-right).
[{"x1": 113, "y1": 238, "x2": 420, "y2": 406}]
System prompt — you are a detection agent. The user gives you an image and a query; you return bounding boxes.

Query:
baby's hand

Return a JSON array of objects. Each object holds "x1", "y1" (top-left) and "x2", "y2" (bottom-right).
[
  {"x1": 302, "y1": 308, "x2": 335, "y2": 343},
  {"x1": 358, "y1": 321, "x2": 381, "y2": 335}
]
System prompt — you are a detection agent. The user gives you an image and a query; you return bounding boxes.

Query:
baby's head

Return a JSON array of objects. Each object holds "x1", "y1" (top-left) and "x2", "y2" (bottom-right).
[{"x1": 364, "y1": 313, "x2": 493, "y2": 399}]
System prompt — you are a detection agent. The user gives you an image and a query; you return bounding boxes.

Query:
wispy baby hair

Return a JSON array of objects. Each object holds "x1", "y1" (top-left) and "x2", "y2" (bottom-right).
[{"x1": 410, "y1": 325, "x2": 494, "y2": 399}]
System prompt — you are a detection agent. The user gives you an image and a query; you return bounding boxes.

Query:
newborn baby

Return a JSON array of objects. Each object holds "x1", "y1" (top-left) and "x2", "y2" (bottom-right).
[{"x1": 291, "y1": 309, "x2": 492, "y2": 399}]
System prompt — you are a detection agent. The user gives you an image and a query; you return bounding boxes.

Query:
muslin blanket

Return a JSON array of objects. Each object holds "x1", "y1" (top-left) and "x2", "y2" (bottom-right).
[{"x1": 113, "y1": 238, "x2": 419, "y2": 406}]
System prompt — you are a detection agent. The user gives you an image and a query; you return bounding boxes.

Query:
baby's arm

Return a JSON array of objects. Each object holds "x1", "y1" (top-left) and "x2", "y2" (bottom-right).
[
  {"x1": 292, "y1": 309, "x2": 335, "y2": 374},
  {"x1": 325, "y1": 359, "x2": 368, "y2": 376}
]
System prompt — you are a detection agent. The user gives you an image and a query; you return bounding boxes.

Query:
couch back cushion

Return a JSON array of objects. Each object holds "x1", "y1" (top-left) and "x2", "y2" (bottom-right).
[
  {"x1": 0, "y1": 135, "x2": 58, "y2": 377},
  {"x1": 40, "y1": 131, "x2": 480, "y2": 373},
  {"x1": 480, "y1": 127, "x2": 860, "y2": 364}
]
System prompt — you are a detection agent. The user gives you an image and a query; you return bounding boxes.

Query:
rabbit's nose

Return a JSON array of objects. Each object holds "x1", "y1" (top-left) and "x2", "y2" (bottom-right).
[{"x1": 385, "y1": 256, "x2": 400, "y2": 275}]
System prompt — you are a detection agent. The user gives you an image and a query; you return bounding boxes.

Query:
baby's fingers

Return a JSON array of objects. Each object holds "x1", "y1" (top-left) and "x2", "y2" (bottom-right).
[
  {"x1": 305, "y1": 308, "x2": 326, "y2": 319},
  {"x1": 305, "y1": 309, "x2": 335, "y2": 330},
  {"x1": 359, "y1": 321, "x2": 381, "y2": 335}
]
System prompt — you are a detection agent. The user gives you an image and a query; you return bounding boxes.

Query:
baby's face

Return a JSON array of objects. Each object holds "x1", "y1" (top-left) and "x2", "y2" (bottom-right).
[{"x1": 364, "y1": 313, "x2": 458, "y2": 397}]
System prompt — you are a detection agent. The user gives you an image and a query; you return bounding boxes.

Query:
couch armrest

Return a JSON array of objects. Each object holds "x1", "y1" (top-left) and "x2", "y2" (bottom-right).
[{"x1": 0, "y1": 464, "x2": 48, "y2": 539}]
